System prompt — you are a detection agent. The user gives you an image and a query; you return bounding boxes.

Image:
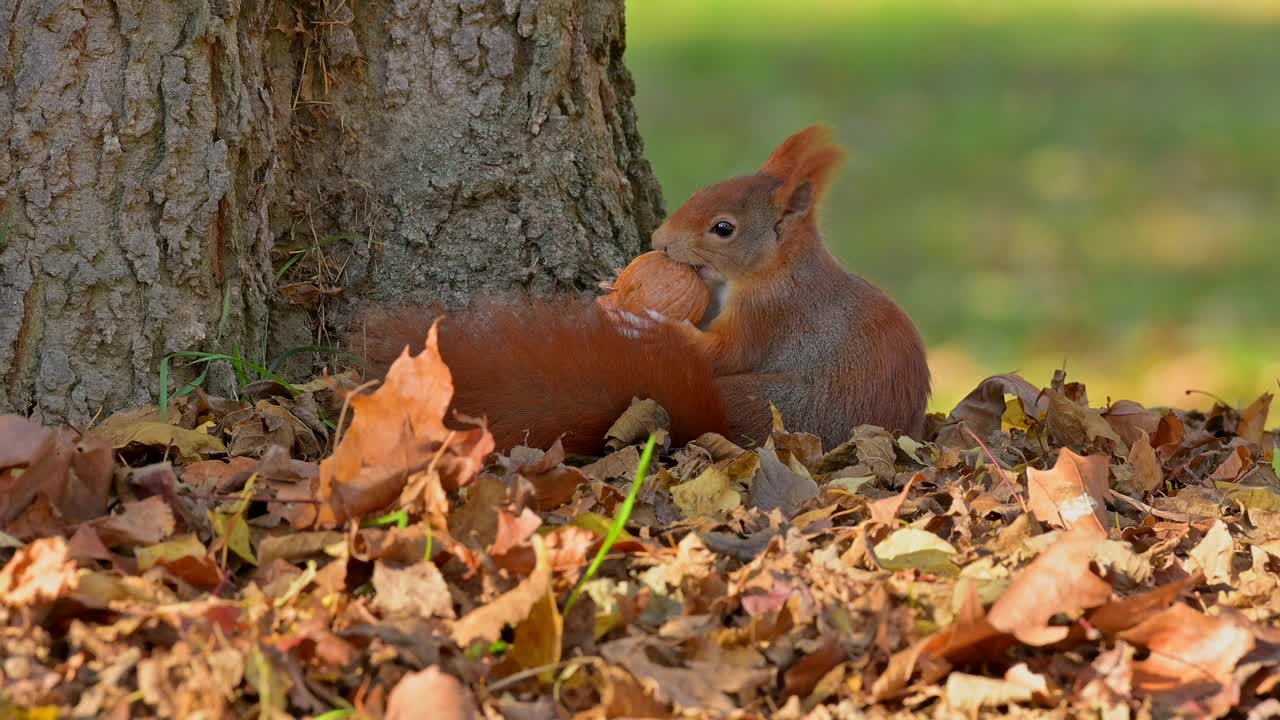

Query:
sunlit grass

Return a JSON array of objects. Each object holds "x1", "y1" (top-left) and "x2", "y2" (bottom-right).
[{"x1": 628, "y1": 0, "x2": 1280, "y2": 413}]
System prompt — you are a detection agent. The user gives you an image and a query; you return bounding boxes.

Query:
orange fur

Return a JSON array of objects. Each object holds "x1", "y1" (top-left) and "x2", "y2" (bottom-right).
[
  {"x1": 760, "y1": 124, "x2": 847, "y2": 211},
  {"x1": 358, "y1": 299, "x2": 729, "y2": 455}
]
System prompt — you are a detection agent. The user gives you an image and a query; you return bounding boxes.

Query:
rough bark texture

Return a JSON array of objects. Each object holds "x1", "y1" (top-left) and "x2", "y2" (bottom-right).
[{"x1": 0, "y1": 0, "x2": 662, "y2": 423}]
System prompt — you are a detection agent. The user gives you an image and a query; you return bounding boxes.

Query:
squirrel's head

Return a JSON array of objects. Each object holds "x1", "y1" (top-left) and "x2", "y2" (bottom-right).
[{"x1": 652, "y1": 125, "x2": 845, "y2": 284}]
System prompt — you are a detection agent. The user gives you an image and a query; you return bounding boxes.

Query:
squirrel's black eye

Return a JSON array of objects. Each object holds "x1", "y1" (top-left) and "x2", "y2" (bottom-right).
[{"x1": 711, "y1": 220, "x2": 735, "y2": 238}]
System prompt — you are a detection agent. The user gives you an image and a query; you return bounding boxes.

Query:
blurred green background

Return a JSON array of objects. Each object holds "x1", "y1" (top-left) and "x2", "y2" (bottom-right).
[{"x1": 626, "y1": 0, "x2": 1280, "y2": 415}]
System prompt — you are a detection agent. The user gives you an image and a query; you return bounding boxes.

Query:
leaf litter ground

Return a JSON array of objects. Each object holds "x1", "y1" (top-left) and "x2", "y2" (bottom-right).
[{"x1": 2, "y1": 327, "x2": 1279, "y2": 719}]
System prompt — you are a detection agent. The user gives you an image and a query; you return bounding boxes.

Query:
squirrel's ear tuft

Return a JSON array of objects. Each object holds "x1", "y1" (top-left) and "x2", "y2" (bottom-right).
[{"x1": 761, "y1": 125, "x2": 846, "y2": 216}]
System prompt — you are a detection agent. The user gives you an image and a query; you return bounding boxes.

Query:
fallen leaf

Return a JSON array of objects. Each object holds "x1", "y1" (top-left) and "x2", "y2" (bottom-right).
[
  {"x1": 95, "y1": 420, "x2": 227, "y2": 463},
  {"x1": 1127, "y1": 431, "x2": 1164, "y2": 495},
  {"x1": 1209, "y1": 445, "x2": 1250, "y2": 483},
  {"x1": 605, "y1": 397, "x2": 670, "y2": 451},
  {"x1": 937, "y1": 373, "x2": 1044, "y2": 447},
  {"x1": 136, "y1": 534, "x2": 222, "y2": 589},
  {"x1": 1238, "y1": 393, "x2": 1272, "y2": 446},
  {"x1": 511, "y1": 588, "x2": 563, "y2": 673},
  {"x1": 1103, "y1": 400, "x2": 1161, "y2": 448},
  {"x1": 1, "y1": 416, "x2": 113, "y2": 527},
  {"x1": 90, "y1": 496, "x2": 177, "y2": 548},
  {"x1": 599, "y1": 636, "x2": 735, "y2": 714},
  {"x1": 782, "y1": 639, "x2": 845, "y2": 699},
  {"x1": 1119, "y1": 603, "x2": 1254, "y2": 716},
  {"x1": 517, "y1": 439, "x2": 589, "y2": 511},
  {"x1": 181, "y1": 457, "x2": 258, "y2": 493},
  {"x1": 1026, "y1": 448, "x2": 1109, "y2": 536},
  {"x1": 385, "y1": 667, "x2": 478, "y2": 720},
  {"x1": 671, "y1": 465, "x2": 741, "y2": 519},
  {"x1": 749, "y1": 447, "x2": 818, "y2": 518},
  {"x1": 315, "y1": 321, "x2": 492, "y2": 528},
  {"x1": 1185, "y1": 519, "x2": 1235, "y2": 586},
  {"x1": 945, "y1": 664, "x2": 1047, "y2": 713},
  {"x1": 1087, "y1": 574, "x2": 1200, "y2": 636},
  {"x1": 1045, "y1": 388, "x2": 1128, "y2": 455},
  {"x1": 986, "y1": 527, "x2": 1114, "y2": 645},
  {"x1": 873, "y1": 527, "x2": 959, "y2": 576},
  {"x1": 492, "y1": 508, "x2": 542, "y2": 556},
  {"x1": 452, "y1": 535, "x2": 550, "y2": 648},
  {"x1": 1073, "y1": 640, "x2": 1135, "y2": 711},
  {"x1": 0, "y1": 536, "x2": 77, "y2": 606},
  {"x1": 372, "y1": 560, "x2": 455, "y2": 620},
  {"x1": 868, "y1": 472, "x2": 920, "y2": 526}
]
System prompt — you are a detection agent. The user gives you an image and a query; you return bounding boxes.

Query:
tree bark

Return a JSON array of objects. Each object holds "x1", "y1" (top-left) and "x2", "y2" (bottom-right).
[{"x1": 0, "y1": 0, "x2": 662, "y2": 423}]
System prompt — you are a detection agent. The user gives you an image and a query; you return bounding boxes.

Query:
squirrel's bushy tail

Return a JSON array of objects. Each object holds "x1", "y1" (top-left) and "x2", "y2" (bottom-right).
[{"x1": 356, "y1": 298, "x2": 729, "y2": 455}]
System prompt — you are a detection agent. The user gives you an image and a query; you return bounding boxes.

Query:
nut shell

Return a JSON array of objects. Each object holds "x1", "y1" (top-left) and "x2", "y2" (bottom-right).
[{"x1": 598, "y1": 251, "x2": 710, "y2": 324}]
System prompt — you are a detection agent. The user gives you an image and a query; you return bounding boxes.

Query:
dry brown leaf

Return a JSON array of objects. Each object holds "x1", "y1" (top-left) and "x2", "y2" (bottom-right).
[
  {"x1": 1026, "y1": 448, "x2": 1110, "y2": 536},
  {"x1": 94, "y1": 420, "x2": 227, "y2": 463},
  {"x1": 597, "y1": 664, "x2": 674, "y2": 718},
  {"x1": 0, "y1": 536, "x2": 77, "y2": 606},
  {"x1": 605, "y1": 397, "x2": 670, "y2": 451},
  {"x1": 1, "y1": 416, "x2": 113, "y2": 527},
  {"x1": 782, "y1": 639, "x2": 845, "y2": 699},
  {"x1": 452, "y1": 535, "x2": 550, "y2": 648},
  {"x1": 749, "y1": 447, "x2": 818, "y2": 518},
  {"x1": 1087, "y1": 573, "x2": 1200, "y2": 636},
  {"x1": 1103, "y1": 400, "x2": 1161, "y2": 448},
  {"x1": 1127, "y1": 431, "x2": 1164, "y2": 495},
  {"x1": 1073, "y1": 640, "x2": 1135, "y2": 712},
  {"x1": 314, "y1": 321, "x2": 492, "y2": 528},
  {"x1": 1045, "y1": 388, "x2": 1129, "y2": 455},
  {"x1": 385, "y1": 667, "x2": 478, "y2": 720},
  {"x1": 517, "y1": 439, "x2": 589, "y2": 511},
  {"x1": 1238, "y1": 393, "x2": 1273, "y2": 446},
  {"x1": 511, "y1": 588, "x2": 563, "y2": 672},
  {"x1": 987, "y1": 527, "x2": 1114, "y2": 645},
  {"x1": 136, "y1": 535, "x2": 222, "y2": 589},
  {"x1": 1186, "y1": 519, "x2": 1235, "y2": 586},
  {"x1": 671, "y1": 465, "x2": 741, "y2": 519},
  {"x1": 937, "y1": 373, "x2": 1044, "y2": 447},
  {"x1": 372, "y1": 560, "x2": 455, "y2": 620},
  {"x1": 868, "y1": 472, "x2": 919, "y2": 526},
  {"x1": 491, "y1": 508, "x2": 542, "y2": 556},
  {"x1": 1119, "y1": 603, "x2": 1254, "y2": 716},
  {"x1": 90, "y1": 496, "x2": 177, "y2": 548},
  {"x1": 1209, "y1": 445, "x2": 1250, "y2": 483},
  {"x1": 181, "y1": 456, "x2": 258, "y2": 493},
  {"x1": 944, "y1": 665, "x2": 1047, "y2": 713},
  {"x1": 599, "y1": 636, "x2": 735, "y2": 714}
]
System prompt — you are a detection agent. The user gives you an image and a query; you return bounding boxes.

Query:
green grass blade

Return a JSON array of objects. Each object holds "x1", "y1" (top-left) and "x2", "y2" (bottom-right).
[
  {"x1": 562, "y1": 433, "x2": 658, "y2": 615},
  {"x1": 267, "y1": 344, "x2": 362, "y2": 373}
]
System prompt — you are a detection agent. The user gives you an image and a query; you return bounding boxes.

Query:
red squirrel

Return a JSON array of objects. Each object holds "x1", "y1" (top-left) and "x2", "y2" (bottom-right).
[{"x1": 358, "y1": 126, "x2": 930, "y2": 454}]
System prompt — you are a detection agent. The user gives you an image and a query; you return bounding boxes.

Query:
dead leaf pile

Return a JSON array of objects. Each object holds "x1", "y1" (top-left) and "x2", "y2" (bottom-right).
[{"x1": 2, "y1": 342, "x2": 1278, "y2": 718}]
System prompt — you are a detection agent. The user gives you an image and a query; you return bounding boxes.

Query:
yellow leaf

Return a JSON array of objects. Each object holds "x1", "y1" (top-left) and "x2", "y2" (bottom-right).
[
  {"x1": 1216, "y1": 481, "x2": 1280, "y2": 513},
  {"x1": 792, "y1": 503, "x2": 839, "y2": 530},
  {"x1": 671, "y1": 466, "x2": 741, "y2": 519},
  {"x1": 873, "y1": 528, "x2": 959, "y2": 576},
  {"x1": 1002, "y1": 396, "x2": 1034, "y2": 432},
  {"x1": 211, "y1": 510, "x2": 257, "y2": 565},
  {"x1": 826, "y1": 475, "x2": 875, "y2": 495},
  {"x1": 569, "y1": 512, "x2": 634, "y2": 542},
  {"x1": 136, "y1": 534, "x2": 208, "y2": 571},
  {"x1": 511, "y1": 588, "x2": 563, "y2": 679},
  {"x1": 95, "y1": 421, "x2": 226, "y2": 463}
]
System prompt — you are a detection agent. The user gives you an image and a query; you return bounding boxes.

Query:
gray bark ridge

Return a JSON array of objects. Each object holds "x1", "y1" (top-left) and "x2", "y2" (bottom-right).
[{"x1": 0, "y1": 0, "x2": 661, "y2": 423}]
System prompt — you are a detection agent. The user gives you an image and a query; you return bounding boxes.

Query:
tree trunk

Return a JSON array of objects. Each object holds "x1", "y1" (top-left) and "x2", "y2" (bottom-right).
[{"x1": 0, "y1": 0, "x2": 662, "y2": 423}]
